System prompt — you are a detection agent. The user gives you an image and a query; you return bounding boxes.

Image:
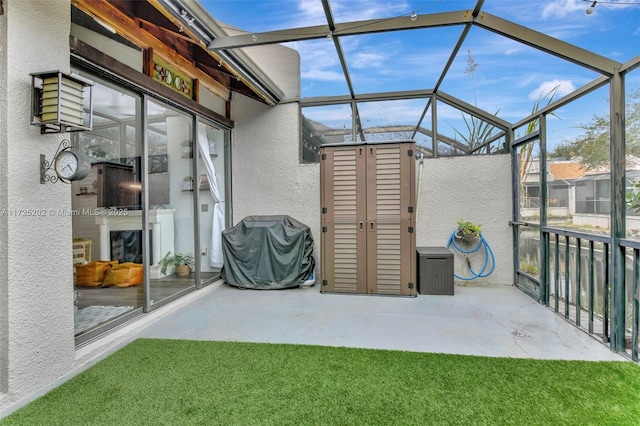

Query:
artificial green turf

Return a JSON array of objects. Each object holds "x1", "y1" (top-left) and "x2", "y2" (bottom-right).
[{"x1": 3, "y1": 339, "x2": 640, "y2": 425}]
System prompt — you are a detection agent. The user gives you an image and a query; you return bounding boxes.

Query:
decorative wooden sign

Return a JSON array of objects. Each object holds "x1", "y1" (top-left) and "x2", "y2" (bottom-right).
[{"x1": 152, "y1": 55, "x2": 193, "y2": 99}]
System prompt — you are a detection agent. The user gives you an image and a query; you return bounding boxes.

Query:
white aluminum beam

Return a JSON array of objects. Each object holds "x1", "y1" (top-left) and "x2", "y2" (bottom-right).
[
  {"x1": 437, "y1": 91, "x2": 513, "y2": 130},
  {"x1": 300, "y1": 89, "x2": 434, "y2": 107},
  {"x1": 208, "y1": 11, "x2": 473, "y2": 50}
]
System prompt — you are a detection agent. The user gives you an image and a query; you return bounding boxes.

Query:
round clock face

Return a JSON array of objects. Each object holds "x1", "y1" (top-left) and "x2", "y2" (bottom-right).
[
  {"x1": 54, "y1": 150, "x2": 91, "y2": 181},
  {"x1": 55, "y1": 151, "x2": 79, "y2": 179}
]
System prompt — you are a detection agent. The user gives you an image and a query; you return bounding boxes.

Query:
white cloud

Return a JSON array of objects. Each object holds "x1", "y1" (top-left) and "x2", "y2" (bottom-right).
[
  {"x1": 541, "y1": 0, "x2": 584, "y2": 19},
  {"x1": 350, "y1": 52, "x2": 386, "y2": 69},
  {"x1": 528, "y1": 79, "x2": 576, "y2": 100},
  {"x1": 286, "y1": 40, "x2": 345, "y2": 82},
  {"x1": 301, "y1": 69, "x2": 345, "y2": 82},
  {"x1": 295, "y1": 0, "x2": 329, "y2": 27},
  {"x1": 540, "y1": 0, "x2": 640, "y2": 20},
  {"x1": 356, "y1": 99, "x2": 427, "y2": 126},
  {"x1": 330, "y1": 0, "x2": 410, "y2": 22},
  {"x1": 284, "y1": 0, "x2": 412, "y2": 28},
  {"x1": 302, "y1": 104, "x2": 353, "y2": 124}
]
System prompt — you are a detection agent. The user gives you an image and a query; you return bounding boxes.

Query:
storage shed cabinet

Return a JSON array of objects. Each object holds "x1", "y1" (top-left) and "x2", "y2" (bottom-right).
[{"x1": 320, "y1": 141, "x2": 416, "y2": 296}]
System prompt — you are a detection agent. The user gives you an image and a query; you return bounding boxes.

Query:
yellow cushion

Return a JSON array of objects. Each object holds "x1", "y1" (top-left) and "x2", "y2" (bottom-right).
[
  {"x1": 75, "y1": 260, "x2": 118, "y2": 287},
  {"x1": 102, "y1": 262, "x2": 143, "y2": 288}
]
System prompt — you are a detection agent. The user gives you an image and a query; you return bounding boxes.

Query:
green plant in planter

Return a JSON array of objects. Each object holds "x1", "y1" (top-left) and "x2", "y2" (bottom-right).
[
  {"x1": 159, "y1": 251, "x2": 195, "y2": 275},
  {"x1": 456, "y1": 219, "x2": 481, "y2": 240}
]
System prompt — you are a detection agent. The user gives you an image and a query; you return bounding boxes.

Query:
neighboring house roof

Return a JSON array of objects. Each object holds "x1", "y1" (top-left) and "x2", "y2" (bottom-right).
[
  {"x1": 549, "y1": 162, "x2": 588, "y2": 180},
  {"x1": 576, "y1": 169, "x2": 640, "y2": 182}
]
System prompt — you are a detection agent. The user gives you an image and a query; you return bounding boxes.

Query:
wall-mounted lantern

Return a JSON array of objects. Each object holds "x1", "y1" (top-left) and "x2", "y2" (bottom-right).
[{"x1": 30, "y1": 71, "x2": 94, "y2": 134}]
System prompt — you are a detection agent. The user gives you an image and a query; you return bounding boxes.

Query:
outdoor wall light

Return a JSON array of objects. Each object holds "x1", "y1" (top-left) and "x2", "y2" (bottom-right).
[{"x1": 31, "y1": 71, "x2": 94, "y2": 134}]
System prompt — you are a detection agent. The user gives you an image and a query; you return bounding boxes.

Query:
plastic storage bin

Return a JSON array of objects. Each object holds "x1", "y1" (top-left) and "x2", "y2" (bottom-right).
[{"x1": 416, "y1": 247, "x2": 454, "y2": 295}]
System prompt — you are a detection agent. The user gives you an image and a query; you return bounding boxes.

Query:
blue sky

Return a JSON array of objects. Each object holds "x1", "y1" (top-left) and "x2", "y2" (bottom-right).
[{"x1": 201, "y1": 0, "x2": 640, "y2": 149}]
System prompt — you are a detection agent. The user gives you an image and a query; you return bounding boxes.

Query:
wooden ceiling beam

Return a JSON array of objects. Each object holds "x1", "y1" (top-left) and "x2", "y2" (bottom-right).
[
  {"x1": 72, "y1": 0, "x2": 231, "y2": 101},
  {"x1": 137, "y1": 17, "x2": 199, "y2": 46}
]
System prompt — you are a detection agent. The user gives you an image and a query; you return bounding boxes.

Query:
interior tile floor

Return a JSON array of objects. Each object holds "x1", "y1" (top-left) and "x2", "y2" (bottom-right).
[{"x1": 138, "y1": 282, "x2": 626, "y2": 361}]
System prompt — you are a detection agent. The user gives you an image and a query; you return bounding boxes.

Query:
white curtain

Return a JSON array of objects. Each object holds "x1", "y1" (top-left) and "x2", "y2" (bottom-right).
[{"x1": 197, "y1": 125, "x2": 225, "y2": 268}]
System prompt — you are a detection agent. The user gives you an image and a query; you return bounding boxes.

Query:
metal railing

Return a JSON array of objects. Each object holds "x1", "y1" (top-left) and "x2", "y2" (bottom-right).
[
  {"x1": 546, "y1": 229, "x2": 611, "y2": 344},
  {"x1": 519, "y1": 227, "x2": 639, "y2": 361},
  {"x1": 620, "y1": 239, "x2": 640, "y2": 362}
]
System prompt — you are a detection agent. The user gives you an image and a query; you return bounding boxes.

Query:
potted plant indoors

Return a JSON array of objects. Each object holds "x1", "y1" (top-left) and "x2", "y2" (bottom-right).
[
  {"x1": 159, "y1": 251, "x2": 195, "y2": 277},
  {"x1": 456, "y1": 219, "x2": 481, "y2": 242}
]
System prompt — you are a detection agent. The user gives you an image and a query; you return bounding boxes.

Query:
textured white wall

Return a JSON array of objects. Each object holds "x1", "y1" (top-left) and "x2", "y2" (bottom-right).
[
  {"x1": 0, "y1": 0, "x2": 9, "y2": 395},
  {"x1": 0, "y1": 0, "x2": 76, "y2": 409},
  {"x1": 241, "y1": 44, "x2": 300, "y2": 101},
  {"x1": 230, "y1": 43, "x2": 322, "y2": 272},
  {"x1": 232, "y1": 98, "x2": 320, "y2": 272},
  {"x1": 416, "y1": 155, "x2": 514, "y2": 285}
]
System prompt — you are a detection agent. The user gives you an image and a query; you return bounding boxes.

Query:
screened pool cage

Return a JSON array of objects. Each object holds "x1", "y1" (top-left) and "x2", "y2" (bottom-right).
[
  {"x1": 192, "y1": 0, "x2": 640, "y2": 358},
  {"x1": 300, "y1": 96, "x2": 507, "y2": 163},
  {"x1": 299, "y1": 66, "x2": 640, "y2": 361}
]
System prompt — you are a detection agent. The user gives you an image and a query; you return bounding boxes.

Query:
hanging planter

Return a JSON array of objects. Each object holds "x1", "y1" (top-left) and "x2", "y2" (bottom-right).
[{"x1": 455, "y1": 219, "x2": 481, "y2": 242}]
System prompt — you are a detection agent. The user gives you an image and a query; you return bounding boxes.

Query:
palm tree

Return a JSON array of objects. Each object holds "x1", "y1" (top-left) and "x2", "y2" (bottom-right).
[{"x1": 518, "y1": 86, "x2": 560, "y2": 207}]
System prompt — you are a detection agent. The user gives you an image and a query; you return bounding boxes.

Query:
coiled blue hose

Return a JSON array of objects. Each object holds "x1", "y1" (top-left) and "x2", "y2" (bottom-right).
[{"x1": 445, "y1": 231, "x2": 496, "y2": 281}]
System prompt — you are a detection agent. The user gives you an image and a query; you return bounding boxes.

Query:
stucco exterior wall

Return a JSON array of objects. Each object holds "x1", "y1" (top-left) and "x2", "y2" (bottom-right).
[
  {"x1": 0, "y1": 0, "x2": 76, "y2": 408},
  {"x1": 230, "y1": 43, "x2": 322, "y2": 274},
  {"x1": 241, "y1": 44, "x2": 300, "y2": 102},
  {"x1": 0, "y1": 0, "x2": 9, "y2": 396},
  {"x1": 416, "y1": 154, "x2": 514, "y2": 285},
  {"x1": 232, "y1": 98, "x2": 320, "y2": 270}
]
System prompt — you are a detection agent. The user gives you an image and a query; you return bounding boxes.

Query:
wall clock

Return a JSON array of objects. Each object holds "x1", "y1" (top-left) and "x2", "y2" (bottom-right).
[{"x1": 54, "y1": 149, "x2": 91, "y2": 181}]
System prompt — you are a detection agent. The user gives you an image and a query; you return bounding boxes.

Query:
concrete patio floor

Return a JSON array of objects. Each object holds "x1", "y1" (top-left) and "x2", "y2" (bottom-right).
[
  {"x1": 5, "y1": 280, "x2": 627, "y2": 418},
  {"x1": 139, "y1": 281, "x2": 626, "y2": 361}
]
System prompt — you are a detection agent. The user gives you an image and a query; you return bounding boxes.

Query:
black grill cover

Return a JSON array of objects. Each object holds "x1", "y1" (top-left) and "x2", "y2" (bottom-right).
[{"x1": 221, "y1": 215, "x2": 315, "y2": 289}]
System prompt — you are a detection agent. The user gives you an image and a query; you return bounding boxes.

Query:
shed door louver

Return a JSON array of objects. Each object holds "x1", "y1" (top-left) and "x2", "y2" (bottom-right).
[{"x1": 321, "y1": 141, "x2": 415, "y2": 296}]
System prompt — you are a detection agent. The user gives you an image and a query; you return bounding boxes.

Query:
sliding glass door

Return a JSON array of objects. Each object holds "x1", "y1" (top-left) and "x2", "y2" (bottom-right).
[
  {"x1": 146, "y1": 99, "x2": 196, "y2": 306},
  {"x1": 70, "y1": 66, "x2": 232, "y2": 342},
  {"x1": 196, "y1": 120, "x2": 228, "y2": 284},
  {"x1": 72, "y1": 77, "x2": 144, "y2": 339}
]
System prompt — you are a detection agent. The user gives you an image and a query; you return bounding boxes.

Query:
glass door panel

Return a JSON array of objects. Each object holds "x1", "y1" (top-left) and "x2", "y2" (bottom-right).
[
  {"x1": 197, "y1": 120, "x2": 227, "y2": 284},
  {"x1": 147, "y1": 100, "x2": 195, "y2": 304},
  {"x1": 72, "y1": 77, "x2": 143, "y2": 337}
]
